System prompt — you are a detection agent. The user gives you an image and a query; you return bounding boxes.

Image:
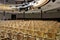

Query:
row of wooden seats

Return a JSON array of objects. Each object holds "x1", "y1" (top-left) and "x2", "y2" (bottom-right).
[
  {"x1": 0, "y1": 20, "x2": 59, "y2": 39},
  {"x1": 0, "y1": 28, "x2": 59, "y2": 39},
  {"x1": 0, "y1": 29, "x2": 56, "y2": 40},
  {"x1": 0, "y1": 21, "x2": 59, "y2": 31},
  {"x1": 0, "y1": 20, "x2": 59, "y2": 32}
]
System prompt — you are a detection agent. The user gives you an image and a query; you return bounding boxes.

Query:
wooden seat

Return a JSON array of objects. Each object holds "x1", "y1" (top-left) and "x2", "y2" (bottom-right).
[
  {"x1": 17, "y1": 33, "x2": 24, "y2": 40},
  {"x1": 47, "y1": 33, "x2": 56, "y2": 39},
  {"x1": 35, "y1": 31, "x2": 45, "y2": 38},
  {"x1": 27, "y1": 36, "x2": 36, "y2": 40}
]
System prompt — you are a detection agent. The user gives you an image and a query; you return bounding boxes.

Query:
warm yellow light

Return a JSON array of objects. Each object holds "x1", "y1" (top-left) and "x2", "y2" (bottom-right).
[
  {"x1": 33, "y1": 0, "x2": 49, "y2": 7},
  {"x1": 0, "y1": 4, "x2": 15, "y2": 11}
]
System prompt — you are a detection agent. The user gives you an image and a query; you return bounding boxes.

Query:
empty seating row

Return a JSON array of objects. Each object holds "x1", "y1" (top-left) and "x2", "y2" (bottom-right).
[{"x1": 0, "y1": 20, "x2": 60, "y2": 40}]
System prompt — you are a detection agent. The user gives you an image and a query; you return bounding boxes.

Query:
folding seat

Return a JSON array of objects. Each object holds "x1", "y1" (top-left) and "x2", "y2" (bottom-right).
[
  {"x1": 44, "y1": 38, "x2": 53, "y2": 40},
  {"x1": 22, "y1": 29, "x2": 28, "y2": 34},
  {"x1": 20, "y1": 29, "x2": 26, "y2": 34},
  {"x1": 17, "y1": 33, "x2": 24, "y2": 40},
  {"x1": 21, "y1": 29, "x2": 27, "y2": 35},
  {"x1": 28, "y1": 25, "x2": 33, "y2": 30},
  {"x1": 31, "y1": 30, "x2": 35, "y2": 37},
  {"x1": 22, "y1": 24, "x2": 27, "y2": 29},
  {"x1": 47, "y1": 33, "x2": 56, "y2": 39},
  {"x1": 48, "y1": 28, "x2": 57, "y2": 34},
  {"x1": 34, "y1": 31, "x2": 42, "y2": 37},
  {"x1": 34, "y1": 26, "x2": 40, "y2": 31},
  {"x1": 35, "y1": 37, "x2": 43, "y2": 40},
  {"x1": 19, "y1": 23, "x2": 21, "y2": 28},
  {"x1": 26, "y1": 30, "x2": 33, "y2": 36},
  {"x1": 6, "y1": 31, "x2": 13, "y2": 39},
  {"x1": 0, "y1": 30, "x2": 5, "y2": 39},
  {"x1": 27, "y1": 35, "x2": 36, "y2": 40},
  {"x1": 23, "y1": 34, "x2": 28, "y2": 40}
]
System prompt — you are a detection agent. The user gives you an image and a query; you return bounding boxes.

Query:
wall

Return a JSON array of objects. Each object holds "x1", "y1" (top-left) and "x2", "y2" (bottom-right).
[{"x1": 0, "y1": 12, "x2": 11, "y2": 20}]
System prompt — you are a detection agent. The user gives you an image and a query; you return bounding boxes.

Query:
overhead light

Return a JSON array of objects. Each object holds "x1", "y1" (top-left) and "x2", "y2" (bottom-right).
[
  {"x1": 8, "y1": 0, "x2": 50, "y2": 11},
  {"x1": 32, "y1": 0, "x2": 49, "y2": 7}
]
